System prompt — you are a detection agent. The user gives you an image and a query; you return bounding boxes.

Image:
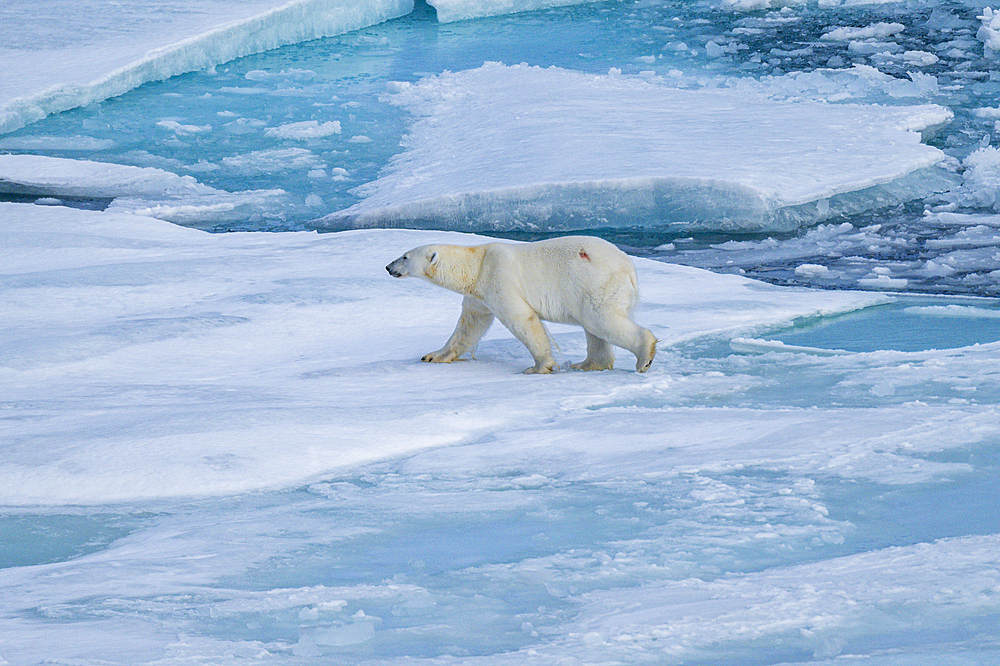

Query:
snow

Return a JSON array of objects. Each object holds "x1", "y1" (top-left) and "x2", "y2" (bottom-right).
[
  {"x1": 722, "y1": 0, "x2": 807, "y2": 11},
  {"x1": 948, "y1": 146, "x2": 1000, "y2": 210},
  {"x1": 0, "y1": 154, "x2": 215, "y2": 198},
  {"x1": 906, "y1": 304, "x2": 1000, "y2": 318},
  {"x1": 730, "y1": 336, "x2": 853, "y2": 355},
  {"x1": 821, "y1": 22, "x2": 906, "y2": 41},
  {"x1": 265, "y1": 120, "x2": 343, "y2": 140},
  {"x1": 738, "y1": 64, "x2": 944, "y2": 101},
  {"x1": 323, "y1": 63, "x2": 952, "y2": 232},
  {"x1": 0, "y1": 0, "x2": 608, "y2": 136},
  {"x1": 570, "y1": 534, "x2": 1000, "y2": 662},
  {"x1": 978, "y1": 6, "x2": 1000, "y2": 59},
  {"x1": 0, "y1": 154, "x2": 288, "y2": 226}
]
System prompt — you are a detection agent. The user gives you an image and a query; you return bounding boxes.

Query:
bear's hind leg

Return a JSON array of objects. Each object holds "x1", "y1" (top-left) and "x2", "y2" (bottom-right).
[
  {"x1": 422, "y1": 296, "x2": 495, "y2": 363},
  {"x1": 635, "y1": 330, "x2": 656, "y2": 373},
  {"x1": 585, "y1": 315, "x2": 657, "y2": 373},
  {"x1": 572, "y1": 331, "x2": 615, "y2": 371}
]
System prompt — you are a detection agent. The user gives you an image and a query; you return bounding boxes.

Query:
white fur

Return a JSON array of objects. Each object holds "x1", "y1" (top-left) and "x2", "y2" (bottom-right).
[{"x1": 386, "y1": 236, "x2": 656, "y2": 374}]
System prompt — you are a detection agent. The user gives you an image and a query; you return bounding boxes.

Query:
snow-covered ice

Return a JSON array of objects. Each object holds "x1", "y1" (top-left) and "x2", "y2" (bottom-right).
[
  {"x1": 820, "y1": 22, "x2": 906, "y2": 42},
  {"x1": 0, "y1": 153, "x2": 289, "y2": 226},
  {"x1": 3, "y1": 202, "x2": 1000, "y2": 663},
  {"x1": 323, "y1": 63, "x2": 952, "y2": 232},
  {"x1": 0, "y1": 201, "x2": 891, "y2": 504},
  {"x1": 0, "y1": 0, "x2": 604, "y2": 136},
  {"x1": 0, "y1": 153, "x2": 218, "y2": 199}
]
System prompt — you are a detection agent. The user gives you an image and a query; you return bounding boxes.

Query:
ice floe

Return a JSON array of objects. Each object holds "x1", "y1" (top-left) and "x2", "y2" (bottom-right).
[
  {"x1": 3, "y1": 201, "x2": 1000, "y2": 663},
  {"x1": 0, "y1": 153, "x2": 287, "y2": 226},
  {"x1": 0, "y1": 201, "x2": 890, "y2": 504},
  {"x1": 323, "y1": 63, "x2": 953, "y2": 232}
]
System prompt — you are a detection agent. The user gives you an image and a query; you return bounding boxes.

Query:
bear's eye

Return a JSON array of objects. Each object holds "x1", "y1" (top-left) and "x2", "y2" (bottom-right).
[{"x1": 403, "y1": 254, "x2": 409, "y2": 260}]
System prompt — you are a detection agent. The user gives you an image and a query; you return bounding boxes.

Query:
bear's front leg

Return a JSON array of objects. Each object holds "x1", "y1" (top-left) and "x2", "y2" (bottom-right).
[
  {"x1": 421, "y1": 349, "x2": 460, "y2": 363},
  {"x1": 494, "y1": 303, "x2": 557, "y2": 374},
  {"x1": 422, "y1": 296, "x2": 494, "y2": 363},
  {"x1": 524, "y1": 360, "x2": 558, "y2": 374}
]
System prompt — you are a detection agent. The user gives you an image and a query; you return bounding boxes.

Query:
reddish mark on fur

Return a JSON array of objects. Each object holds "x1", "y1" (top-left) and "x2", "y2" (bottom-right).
[{"x1": 579, "y1": 249, "x2": 591, "y2": 261}]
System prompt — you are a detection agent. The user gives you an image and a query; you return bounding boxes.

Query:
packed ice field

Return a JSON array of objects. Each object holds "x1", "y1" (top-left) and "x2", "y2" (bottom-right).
[{"x1": 2, "y1": 0, "x2": 1000, "y2": 664}]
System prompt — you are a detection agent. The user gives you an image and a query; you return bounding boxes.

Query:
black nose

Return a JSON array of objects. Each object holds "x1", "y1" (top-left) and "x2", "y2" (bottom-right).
[{"x1": 386, "y1": 265, "x2": 401, "y2": 277}]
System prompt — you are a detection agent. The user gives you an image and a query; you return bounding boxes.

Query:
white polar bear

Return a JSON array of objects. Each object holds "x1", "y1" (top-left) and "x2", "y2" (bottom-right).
[{"x1": 385, "y1": 236, "x2": 656, "y2": 374}]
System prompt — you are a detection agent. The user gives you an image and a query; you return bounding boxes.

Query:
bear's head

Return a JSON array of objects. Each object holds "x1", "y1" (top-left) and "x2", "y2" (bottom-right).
[
  {"x1": 386, "y1": 244, "x2": 482, "y2": 296},
  {"x1": 385, "y1": 245, "x2": 440, "y2": 280}
]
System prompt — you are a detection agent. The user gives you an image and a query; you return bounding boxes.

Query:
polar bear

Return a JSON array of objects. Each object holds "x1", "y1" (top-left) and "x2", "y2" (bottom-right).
[{"x1": 385, "y1": 236, "x2": 656, "y2": 374}]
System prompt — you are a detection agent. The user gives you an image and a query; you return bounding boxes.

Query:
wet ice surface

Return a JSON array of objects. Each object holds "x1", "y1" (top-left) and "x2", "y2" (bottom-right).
[{"x1": 3, "y1": 0, "x2": 1000, "y2": 664}]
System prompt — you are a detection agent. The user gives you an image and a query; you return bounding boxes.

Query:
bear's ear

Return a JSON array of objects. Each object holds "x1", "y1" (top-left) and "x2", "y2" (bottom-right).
[{"x1": 428, "y1": 251, "x2": 438, "y2": 264}]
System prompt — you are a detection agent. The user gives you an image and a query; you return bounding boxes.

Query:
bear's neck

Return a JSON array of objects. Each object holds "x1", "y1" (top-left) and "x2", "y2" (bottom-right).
[{"x1": 427, "y1": 245, "x2": 482, "y2": 296}]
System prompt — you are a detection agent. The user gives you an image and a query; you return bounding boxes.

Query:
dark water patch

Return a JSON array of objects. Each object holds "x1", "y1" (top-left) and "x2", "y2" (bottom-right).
[{"x1": 0, "y1": 192, "x2": 112, "y2": 211}]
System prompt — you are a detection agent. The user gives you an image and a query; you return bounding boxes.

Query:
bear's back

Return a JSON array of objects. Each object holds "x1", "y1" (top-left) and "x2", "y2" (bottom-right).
[{"x1": 483, "y1": 236, "x2": 637, "y2": 324}]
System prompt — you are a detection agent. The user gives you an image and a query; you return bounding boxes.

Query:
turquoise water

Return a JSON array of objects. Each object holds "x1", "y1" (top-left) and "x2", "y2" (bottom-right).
[{"x1": 770, "y1": 297, "x2": 1000, "y2": 353}]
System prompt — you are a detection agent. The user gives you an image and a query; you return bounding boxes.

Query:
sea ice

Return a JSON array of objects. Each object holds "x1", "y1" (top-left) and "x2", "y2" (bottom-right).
[
  {"x1": 0, "y1": 201, "x2": 892, "y2": 505},
  {"x1": 3, "y1": 2, "x2": 1000, "y2": 662},
  {"x1": 265, "y1": 120, "x2": 343, "y2": 140},
  {"x1": 820, "y1": 22, "x2": 906, "y2": 41},
  {"x1": 978, "y1": 6, "x2": 1000, "y2": 59},
  {"x1": 947, "y1": 146, "x2": 1000, "y2": 210},
  {"x1": 0, "y1": 0, "x2": 415, "y2": 134},
  {"x1": 323, "y1": 63, "x2": 952, "y2": 232},
  {"x1": 0, "y1": 154, "x2": 287, "y2": 226},
  {"x1": 722, "y1": 0, "x2": 807, "y2": 10},
  {"x1": 565, "y1": 534, "x2": 1000, "y2": 663},
  {"x1": 0, "y1": 154, "x2": 213, "y2": 199},
  {"x1": 2, "y1": 202, "x2": 1000, "y2": 663}
]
